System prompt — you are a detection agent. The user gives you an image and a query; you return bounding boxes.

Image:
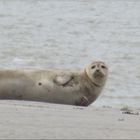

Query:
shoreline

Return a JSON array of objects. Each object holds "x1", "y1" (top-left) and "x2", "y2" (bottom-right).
[{"x1": 0, "y1": 100, "x2": 140, "y2": 139}]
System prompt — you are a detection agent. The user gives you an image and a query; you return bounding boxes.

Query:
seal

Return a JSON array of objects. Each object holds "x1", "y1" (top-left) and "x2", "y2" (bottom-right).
[{"x1": 0, "y1": 61, "x2": 108, "y2": 106}]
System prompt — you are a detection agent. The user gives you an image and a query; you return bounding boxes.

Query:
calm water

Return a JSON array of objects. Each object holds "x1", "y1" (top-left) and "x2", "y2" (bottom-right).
[{"x1": 0, "y1": 0, "x2": 140, "y2": 108}]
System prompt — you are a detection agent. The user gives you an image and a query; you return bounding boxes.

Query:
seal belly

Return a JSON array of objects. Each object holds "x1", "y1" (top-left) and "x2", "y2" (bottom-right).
[
  {"x1": 0, "y1": 78, "x2": 31, "y2": 99},
  {"x1": 0, "y1": 74, "x2": 80, "y2": 105},
  {"x1": 32, "y1": 78, "x2": 81, "y2": 105}
]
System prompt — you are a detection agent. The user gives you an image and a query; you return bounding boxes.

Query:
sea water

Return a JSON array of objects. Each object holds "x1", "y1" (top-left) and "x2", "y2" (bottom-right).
[{"x1": 0, "y1": 0, "x2": 139, "y2": 108}]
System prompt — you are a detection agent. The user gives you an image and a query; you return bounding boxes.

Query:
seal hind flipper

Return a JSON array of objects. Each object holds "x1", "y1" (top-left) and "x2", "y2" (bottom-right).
[{"x1": 53, "y1": 75, "x2": 74, "y2": 86}]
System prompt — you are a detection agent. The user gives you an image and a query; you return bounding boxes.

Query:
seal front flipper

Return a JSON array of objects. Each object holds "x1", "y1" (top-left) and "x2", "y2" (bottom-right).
[
  {"x1": 53, "y1": 74, "x2": 74, "y2": 86},
  {"x1": 75, "y1": 96, "x2": 89, "y2": 106}
]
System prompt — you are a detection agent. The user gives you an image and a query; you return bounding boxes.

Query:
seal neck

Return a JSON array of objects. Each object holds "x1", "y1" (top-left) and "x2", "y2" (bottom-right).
[{"x1": 84, "y1": 69, "x2": 101, "y2": 87}]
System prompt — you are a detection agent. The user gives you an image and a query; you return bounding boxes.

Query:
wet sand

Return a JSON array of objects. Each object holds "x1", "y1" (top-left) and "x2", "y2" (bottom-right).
[{"x1": 0, "y1": 100, "x2": 139, "y2": 139}]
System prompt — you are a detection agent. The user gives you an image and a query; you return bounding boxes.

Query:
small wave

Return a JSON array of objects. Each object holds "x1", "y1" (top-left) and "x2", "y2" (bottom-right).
[{"x1": 12, "y1": 57, "x2": 32, "y2": 65}]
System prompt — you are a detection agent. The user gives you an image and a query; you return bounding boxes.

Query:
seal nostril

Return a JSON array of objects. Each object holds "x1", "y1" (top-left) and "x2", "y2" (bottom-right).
[{"x1": 96, "y1": 69, "x2": 99, "y2": 72}]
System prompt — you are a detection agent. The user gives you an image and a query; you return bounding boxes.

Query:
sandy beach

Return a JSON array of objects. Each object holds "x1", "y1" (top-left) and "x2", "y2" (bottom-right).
[
  {"x1": 0, "y1": 100, "x2": 139, "y2": 139},
  {"x1": 0, "y1": 0, "x2": 140, "y2": 139}
]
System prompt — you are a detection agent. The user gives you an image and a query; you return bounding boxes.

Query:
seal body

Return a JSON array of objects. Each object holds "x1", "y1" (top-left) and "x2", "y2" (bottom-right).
[{"x1": 0, "y1": 61, "x2": 108, "y2": 106}]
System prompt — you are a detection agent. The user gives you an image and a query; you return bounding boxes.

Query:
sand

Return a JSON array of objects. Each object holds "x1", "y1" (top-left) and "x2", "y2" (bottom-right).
[{"x1": 0, "y1": 100, "x2": 139, "y2": 139}]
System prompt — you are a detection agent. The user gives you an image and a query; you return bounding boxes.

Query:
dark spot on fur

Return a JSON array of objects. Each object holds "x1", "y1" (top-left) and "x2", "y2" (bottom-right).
[
  {"x1": 38, "y1": 82, "x2": 42, "y2": 86},
  {"x1": 17, "y1": 94, "x2": 23, "y2": 99}
]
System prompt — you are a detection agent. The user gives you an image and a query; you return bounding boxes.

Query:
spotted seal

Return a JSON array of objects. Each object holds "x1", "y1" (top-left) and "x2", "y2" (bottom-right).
[{"x1": 0, "y1": 61, "x2": 108, "y2": 106}]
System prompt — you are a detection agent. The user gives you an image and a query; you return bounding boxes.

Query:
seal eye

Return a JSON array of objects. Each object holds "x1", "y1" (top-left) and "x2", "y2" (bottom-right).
[
  {"x1": 101, "y1": 65, "x2": 106, "y2": 69},
  {"x1": 91, "y1": 65, "x2": 95, "y2": 69}
]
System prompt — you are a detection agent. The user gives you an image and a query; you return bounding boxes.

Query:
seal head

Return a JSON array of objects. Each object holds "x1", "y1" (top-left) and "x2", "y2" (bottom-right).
[{"x1": 85, "y1": 61, "x2": 108, "y2": 87}]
